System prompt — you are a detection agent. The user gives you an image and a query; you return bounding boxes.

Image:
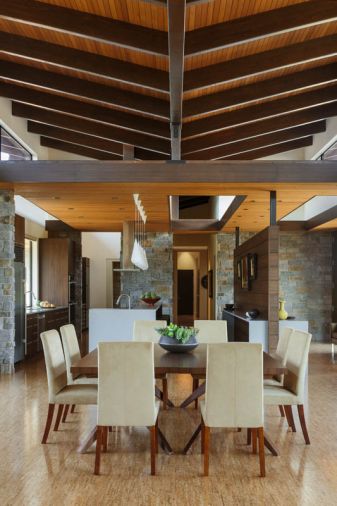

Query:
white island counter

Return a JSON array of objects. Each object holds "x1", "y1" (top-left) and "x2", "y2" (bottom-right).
[{"x1": 89, "y1": 303, "x2": 162, "y2": 351}]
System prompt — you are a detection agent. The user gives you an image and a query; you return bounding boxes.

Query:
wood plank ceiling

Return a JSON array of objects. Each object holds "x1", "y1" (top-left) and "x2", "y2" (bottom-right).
[{"x1": 2, "y1": 0, "x2": 337, "y2": 231}]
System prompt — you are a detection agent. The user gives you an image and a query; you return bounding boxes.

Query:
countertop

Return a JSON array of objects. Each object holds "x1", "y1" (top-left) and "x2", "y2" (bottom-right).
[
  {"x1": 222, "y1": 309, "x2": 264, "y2": 322},
  {"x1": 26, "y1": 306, "x2": 68, "y2": 315}
]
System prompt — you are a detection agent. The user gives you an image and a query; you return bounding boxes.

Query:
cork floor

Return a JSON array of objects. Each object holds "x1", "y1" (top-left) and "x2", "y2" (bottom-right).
[{"x1": 0, "y1": 344, "x2": 337, "y2": 506}]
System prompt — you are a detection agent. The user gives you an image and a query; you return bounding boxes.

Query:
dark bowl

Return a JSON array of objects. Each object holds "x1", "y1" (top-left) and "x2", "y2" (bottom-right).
[
  {"x1": 225, "y1": 304, "x2": 234, "y2": 310},
  {"x1": 141, "y1": 297, "x2": 161, "y2": 306},
  {"x1": 246, "y1": 309, "x2": 260, "y2": 319},
  {"x1": 158, "y1": 334, "x2": 198, "y2": 353}
]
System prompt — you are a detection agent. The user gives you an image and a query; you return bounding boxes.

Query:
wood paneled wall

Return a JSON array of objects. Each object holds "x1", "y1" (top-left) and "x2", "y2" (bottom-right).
[{"x1": 234, "y1": 225, "x2": 279, "y2": 351}]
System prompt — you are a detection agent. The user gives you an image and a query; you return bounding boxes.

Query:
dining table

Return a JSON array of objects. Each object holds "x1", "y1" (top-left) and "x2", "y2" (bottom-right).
[{"x1": 71, "y1": 344, "x2": 287, "y2": 456}]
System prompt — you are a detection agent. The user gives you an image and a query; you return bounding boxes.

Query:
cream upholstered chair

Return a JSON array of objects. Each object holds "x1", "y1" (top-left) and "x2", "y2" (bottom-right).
[
  {"x1": 133, "y1": 320, "x2": 170, "y2": 409},
  {"x1": 264, "y1": 329, "x2": 312, "y2": 444},
  {"x1": 60, "y1": 324, "x2": 98, "y2": 421},
  {"x1": 40, "y1": 329, "x2": 97, "y2": 444},
  {"x1": 200, "y1": 343, "x2": 265, "y2": 477},
  {"x1": 94, "y1": 342, "x2": 160, "y2": 476},
  {"x1": 331, "y1": 323, "x2": 337, "y2": 361},
  {"x1": 192, "y1": 320, "x2": 228, "y2": 408}
]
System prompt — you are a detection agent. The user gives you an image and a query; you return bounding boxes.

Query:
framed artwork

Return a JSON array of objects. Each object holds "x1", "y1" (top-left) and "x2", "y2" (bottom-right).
[
  {"x1": 237, "y1": 260, "x2": 242, "y2": 279},
  {"x1": 248, "y1": 253, "x2": 258, "y2": 280},
  {"x1": 208, "y1": 269, "x2": 213, "y2": 298},
  {"x1": 241, "y1": 256, "x2": 250, "y2": 290}
]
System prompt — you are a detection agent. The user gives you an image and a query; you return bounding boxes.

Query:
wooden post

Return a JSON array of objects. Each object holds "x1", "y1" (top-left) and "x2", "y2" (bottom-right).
[{"x1": 270, "y1": 191, "x2": 277, "y2": 225}]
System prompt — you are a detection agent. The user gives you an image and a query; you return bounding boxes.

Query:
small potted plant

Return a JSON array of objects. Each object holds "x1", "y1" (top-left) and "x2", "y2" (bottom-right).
[
  {"x1": 156, "y1": 323, "x2": 199, "y2": 353},
  {"x1": 141, "y1": 291, "x2": 161, "y2": 306}
]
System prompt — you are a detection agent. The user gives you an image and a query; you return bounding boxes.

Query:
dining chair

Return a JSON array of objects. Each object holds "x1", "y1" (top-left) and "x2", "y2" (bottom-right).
[
  {"x1": 330, "y1": 323, "x2": 337, "y2": 362},
  {"x1": 60, "y1": 324, "x2": 98, "y2": 422},
  {"x1": 191, "y1": 320, "x2": 228, "y2": 408},
  {"x1": 133, "y1": 320, "x2": 171, "y2": 409},
  {"x1": 200, "y1": 342, "x2": 265, "y2": 477},
  {"x1": 264, "y1": 329, "x2": 312, "y2": 444},
  {"x1": 94, "y1": 341, "x2": 160, "y2": 476},
  {"x1": 40, "y1": 329, "x2": 97, "y2": 444}
]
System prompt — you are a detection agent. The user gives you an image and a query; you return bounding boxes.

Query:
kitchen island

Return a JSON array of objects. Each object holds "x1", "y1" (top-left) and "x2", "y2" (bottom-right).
[{"x1": 89, "y1": 302, "x2": 163, "y2": 351}]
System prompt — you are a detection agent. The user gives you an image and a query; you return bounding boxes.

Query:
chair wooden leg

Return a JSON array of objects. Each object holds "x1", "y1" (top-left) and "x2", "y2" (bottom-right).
[
  {"x1": 203, "y1": 426, "x2": 210, "y2": 476},
  {"x1": 284, "y1": 405, "x2": 296, "y2": 432},
  {"x1": 332, "y1": 342, "x2": 335, "y2": 362},
  {"x1": 54, "y1": 405, "x2": 64, "y2": 431},
  {"x1": 297, "y1": 405, "x2": 310, "y2": 444},
  {"x1": 193, "y1": 378, "x2": 199, "y2": 409},
  {"x1": 247, "y1": 428, "x2": 251, "y2": 445},
  {"x1": 70, "y1": 404, "x2": 76, "y2": 413},
  {"x1": 62, "y1": 404, "x2": 70, "y2": 423},
  {"x1": 201, "y1": 418, "x2": 205, "y2": 454},
  {"x1": 155, "y1": 419, "x2": 159, "y2": 454},
  {"x1": 102, "y1": 427, "x2": 108, "y2": 452},
  {"x1": 162, "y1": 377, "x2": 168, "y2": 410},
  {"x1": 252, "y1": 428, "x2": 257, "y2": 454},
  {"x1": 257, "y1": 427, "x2": 266, "y2": 477},
  {"x1": 41, "y1": 403, "x2": 55, "y2": 444},
  {"x1": 108, "y1": 426, "x2": 112, "y2": 432},
  {"x1": 150, "y1": 425, "x2": 157, "y2": 475},
  {"x1": 279, "y1": 405, "x2": 285, "y2": 417},
  {"x1": 94, "y1": 426, "x2": 103, "y2": 475}
]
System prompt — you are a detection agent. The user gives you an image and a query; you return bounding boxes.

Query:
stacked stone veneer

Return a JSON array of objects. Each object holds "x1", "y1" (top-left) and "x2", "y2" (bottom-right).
[
  {"x1": 121, "y1": 233, "x2": 173, "y2": 317},
  {"x1": 0, "y1": 190, "x2": 15, "y2": 374}
]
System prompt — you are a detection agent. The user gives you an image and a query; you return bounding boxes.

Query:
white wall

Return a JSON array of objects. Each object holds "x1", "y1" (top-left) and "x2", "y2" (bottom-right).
[{"x1": 82, "y1": 232, "x2": 121, "y2": 308}]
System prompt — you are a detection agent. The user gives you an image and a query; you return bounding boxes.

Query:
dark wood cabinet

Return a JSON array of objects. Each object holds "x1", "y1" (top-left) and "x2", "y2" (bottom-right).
[
  {"x1": 26, "y1": 313, "x2": 39, "y2": 357},
  {"x1": 26, "y1": 308, "x2": 69, "y2": 358},
  {"x1": 82, "y1": 257, "x2": 90, "y2": 330}
]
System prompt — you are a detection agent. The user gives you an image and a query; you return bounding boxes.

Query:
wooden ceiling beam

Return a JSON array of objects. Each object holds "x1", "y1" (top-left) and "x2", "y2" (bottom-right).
[
  {"x1": 182, "y1": 103, "x2": 337, "y2": 154},
  {"x1": 41, "y1": 137, "x2": 122, "y2": 160},
  {"x1": 183, "y1": 85, "x2": 337, "y2": 140},
  {"x1": 184, "y1": 33, "x2": 337, "y2": 91},
  {"x1": 217, "y1": 196, "x2": 247, "y2": 230},
  {"x1": 0, "y1": 80, "x2": 168, "y2": 138},
  {"x1": 0, "y1": 60, "x2": 169, "y2": 120},
  {"x1": 0, "y1": 31, "x2": 169, "y2": 93},
  {"x1": 305, "y1": 205, "x2": 337, "y2": 230},
  {"x1": 186, "y1": 121, "x2": 326, "y2": 160},
  {"x1": 12, "y1": 103, "x2": 170, "y2": 154},
  {"x1": 185, "y1": 0, "x2": 337, "y2": 56},
  {"x1": 221, "y1": 137, "x2": 313, "y2": 160},
  {"x1": 0, "y1": 0, "x2": 168, "y2": 56},
  {"x1": 167, "y1": 0, "x2": 186, "y2": 160},
  {"x1": 184, "y1": 63, "x2": 337, "y2": 118}
]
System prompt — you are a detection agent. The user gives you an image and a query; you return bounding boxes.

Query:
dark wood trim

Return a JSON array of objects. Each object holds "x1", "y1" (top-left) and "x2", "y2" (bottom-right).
[
  {"x1": 171, "y1": 219, "x2": 219, "y2": 231},
  {"x1": 12, "y1": 103, "x2": 170, "y2": 154},
  {"x1": 278, "y1": 221, "x2": 306, "y2": 231},
  {"x1": 185, "y1": 0, "x2": 337, "y2": 56},
  {"x1": 184, "y1": 63, "x2": 337, "y2": 117},
  {"x1": 186, "y1": 122, "x2": 326, "y2": 160},
  {"x1": 305, "y1": 204, "x2": 337, "y2": 230},
  {"x1": 0, "y1": 63, "x2": 169, "y2": 121},
  {"x1": 40, "y1": 137, "x2": 120, "y2": 160},
  {"x1": 184, "y1": 33, "x2": 337, "y2": 91},
  {"x1": 184, "y1": 83, "x2": 337, "y2": 122},
  {"x1": 223, "y1": 137, "x2": 313, "y2": 160},
  {"x1": 270, "y1": 191, "x2": 277, "y2": 226},
  {"x1": 0, "y1": 31, "x2": 169, "y2": 93},
  {"x1": 182, "y1": 103, "x2": 337, "y2": 154},
  {"x1": 235, "y1": 227, "x2": 240, "y2": 248},
  {"x1": 218, "y1": 196, "x2": 246, "y2": 229},
  {"x1": 0, "y1": 0, "x2": 168, "y2": 56},
  {"x1": 167, "y1": 0, "x2": 186, "y2": 159}
]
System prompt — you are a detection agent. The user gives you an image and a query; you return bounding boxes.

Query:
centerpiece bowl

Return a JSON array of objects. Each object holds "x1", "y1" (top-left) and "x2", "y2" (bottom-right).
[
  {"x1": 156, "y1": 324, "x2": 199, "y2": 353},
  {"x1": 141, "y1": 296, "x2": 161, "y2": 306}
]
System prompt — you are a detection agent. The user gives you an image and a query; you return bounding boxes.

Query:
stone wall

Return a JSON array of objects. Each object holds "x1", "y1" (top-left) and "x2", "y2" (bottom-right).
[
  {"x1": 121, "y1": 233, "x2": 173, "y2": 317},
  {"x1": 0, "y1": 190, "x2": 15, "y2": 374}
]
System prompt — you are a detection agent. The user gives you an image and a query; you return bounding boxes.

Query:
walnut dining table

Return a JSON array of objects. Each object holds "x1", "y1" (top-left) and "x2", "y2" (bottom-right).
[{"x1": 71, "y1": 344, "x2": 287, "y2": 456}]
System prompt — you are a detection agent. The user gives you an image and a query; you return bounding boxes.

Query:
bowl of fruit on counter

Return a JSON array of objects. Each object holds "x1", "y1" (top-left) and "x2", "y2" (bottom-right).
[{"x1": 140, "y1": 291, "x2": 161, "y2": 306}]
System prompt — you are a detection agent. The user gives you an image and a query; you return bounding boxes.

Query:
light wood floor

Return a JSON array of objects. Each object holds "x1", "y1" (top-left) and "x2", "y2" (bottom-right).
[{"x1": 1, "y1": 344, "x2": 337, "y2": 506}]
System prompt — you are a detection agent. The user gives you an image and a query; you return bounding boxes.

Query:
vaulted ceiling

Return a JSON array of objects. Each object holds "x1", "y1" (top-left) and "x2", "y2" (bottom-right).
[{"x1": 1, "y1": 0, "x2": 337, "y2": 161}]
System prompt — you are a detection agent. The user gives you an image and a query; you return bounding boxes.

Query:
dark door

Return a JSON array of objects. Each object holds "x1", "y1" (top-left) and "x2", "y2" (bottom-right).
[{"x1": 178, "y1": 270, "x2": 194, "y2": 315}]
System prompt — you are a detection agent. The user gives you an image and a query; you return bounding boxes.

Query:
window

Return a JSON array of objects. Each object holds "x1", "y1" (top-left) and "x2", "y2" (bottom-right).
[
  {"x1": 25, "y1": 239, "x2": 38, "y2": 307},
  {"x1": 0, "y1": 126, "x2": 32, "y2": 161}
]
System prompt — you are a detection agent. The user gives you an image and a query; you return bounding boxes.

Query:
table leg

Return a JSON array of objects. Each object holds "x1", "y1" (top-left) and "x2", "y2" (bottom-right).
[
  {"x1": 77, "y1": 426, "x2": 97, "y2": 454},
  {"x1": 263, "y1": 431, "x2": 279, "y2": 456},
  {"x1": 155, "y1": 385, "x2": 175, "y2": 408},
  {"x1": 183, "y1": 423, "x2": 202, "y2": 454},
  {"x1": 180, "y1": 383, "x2": 206, "y2": 408},
  {"x1": 155, "y1": 427, "x2": 174, "y2": 455}
]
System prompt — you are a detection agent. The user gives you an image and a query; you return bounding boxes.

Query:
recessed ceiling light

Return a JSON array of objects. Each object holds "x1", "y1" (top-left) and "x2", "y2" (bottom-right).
[
  {"x1": 68, "y1": 208, "x2": 74, "y2": 210},
  {"x1": 52, "y1": 196, "x2": 60, "y2": 200}
]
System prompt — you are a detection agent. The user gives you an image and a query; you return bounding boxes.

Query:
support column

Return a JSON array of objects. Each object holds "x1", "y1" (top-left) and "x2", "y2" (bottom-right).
[{"x1": 0, "y1": 189, "x2": 15, "y2": 374}]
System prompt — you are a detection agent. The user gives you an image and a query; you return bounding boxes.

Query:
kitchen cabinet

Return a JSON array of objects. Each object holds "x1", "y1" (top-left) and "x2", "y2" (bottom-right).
[{"x1": 25, "y1": 307, "x2": 69, "y2": 358}]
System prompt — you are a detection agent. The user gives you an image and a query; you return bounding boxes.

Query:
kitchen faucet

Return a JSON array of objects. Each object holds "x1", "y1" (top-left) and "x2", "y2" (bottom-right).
[{"x1": 116, "y1": 293, "x2": 131, "y2": 309}]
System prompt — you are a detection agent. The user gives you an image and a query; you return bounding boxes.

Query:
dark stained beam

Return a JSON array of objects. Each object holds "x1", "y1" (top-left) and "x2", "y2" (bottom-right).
[
  {"x1": 305, "y1": 205, "x2": 337, "y2": 230},
  {"x1": 185, "y1": 0, "x2": 337, "y2": 56},
  {"x1": 182, "y1": 103, "x2": 337, "y2": 154},
  {"x1": 0, "y1": 31, "x2": 169, "y2": 93},
  {"x1": 217, "y1": 196, "x2": 247, "y2": 230},
  {"x1": 0, "y1": 80, "x2": 168, "y2": 138},
  {"x1": 167, "y1": 0, "x2": 186, "y2": 159},
  {"x1": 270, "y1": 191, "x2": 277, "y2": 226},
  {"x1": 184, "y1": 33, "x2": 337, "y2": 91},
  {"x1": 183, "y1": 85, "x2": 337, "y2": 138},
  {"x1": 12, "y1": 103, "x2": 170, "y2": 154},
  {"x1": 41, "y1": 137, "x2": 121, "y2": 160},
  {"x1": 185, "y1": 122, "x2": 326, "y2": 160},
  {"x1": 0, "y1": 0, "x2": 168, "y2": 56},
  {"x1": 171, "y1": 219, "x2": 219, "y2": 231},
  {"x1": 0, "y1": 61, "x2": 169, "y2": 120},
  {"x1": 221, "y1": 137, "x2": 313, "y2": 160},
  {"x1": 185, "y1": 63, "x2": 337, "y2": 119}
]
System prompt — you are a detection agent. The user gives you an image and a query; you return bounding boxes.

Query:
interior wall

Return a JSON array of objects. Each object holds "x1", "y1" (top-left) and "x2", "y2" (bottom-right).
[
  {"x1": 177, "y1": 251, "x2": 201, "y2": 320},
  {"x1": 82, "y1": 232, "x2": 121, "y2": 308}
]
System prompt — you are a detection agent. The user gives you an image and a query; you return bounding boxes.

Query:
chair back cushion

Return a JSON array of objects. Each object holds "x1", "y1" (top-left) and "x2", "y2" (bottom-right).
[
  {"x1": 204, "y1": 343, "x2": 263, "y2": 428},
  {"x1": 283, "y1": 330, "x2": 312, "y2": 399},
  {"x1": 97, "y1": 342, "x2": 157, "y2": 426},
  {"x1": 40, "y1": 329, "x2": 67, "y2": 402},
  {"x1": 194, "y1": 320, "x2": 228, "y2": 343},
  {"x1": 60, "y1": 324, "x2": 81, "y2": 384},
  {"x1": 274, "y1": 327, "x2": 293, "y2": 382},
  {"x1": 132, "y1": 320, "x2": 166, "y2": 343}
]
